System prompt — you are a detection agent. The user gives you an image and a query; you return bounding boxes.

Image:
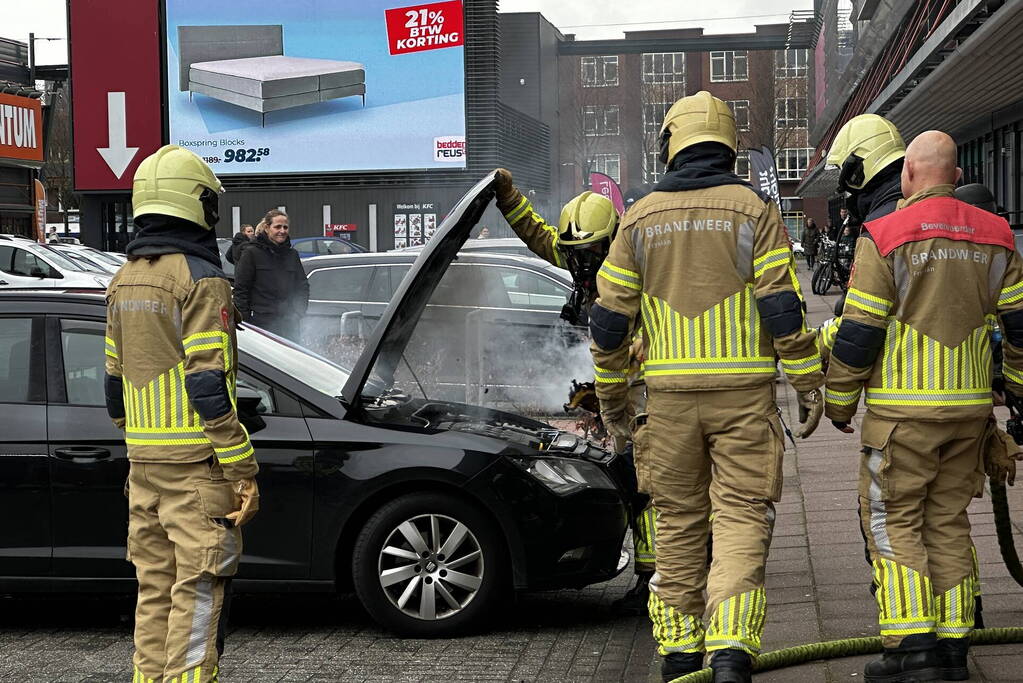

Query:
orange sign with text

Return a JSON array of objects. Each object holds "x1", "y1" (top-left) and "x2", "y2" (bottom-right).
[{"x1": 0, "y1": 93, "x2": 44, "y2": 164}]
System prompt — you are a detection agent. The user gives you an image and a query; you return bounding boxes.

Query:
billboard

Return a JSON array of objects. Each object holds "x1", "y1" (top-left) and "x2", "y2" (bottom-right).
[
  {"x1": 0, "y1": 92, "x2": 44, "y2": 166},
  {"x1": 164, "y1": 0, "x2": 467, "y2": 175}
]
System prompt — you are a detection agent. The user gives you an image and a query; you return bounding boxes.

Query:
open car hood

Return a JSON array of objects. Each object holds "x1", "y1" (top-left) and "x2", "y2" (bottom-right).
[{"x1": 341, "y1": 172, "x2": 497, "y2": 406}]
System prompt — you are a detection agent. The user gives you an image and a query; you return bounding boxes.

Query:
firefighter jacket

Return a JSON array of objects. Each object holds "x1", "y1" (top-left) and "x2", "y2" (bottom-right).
[
  {"x1": 105, "y1": 252, "x2": 257, "y2": 481},
  {"x1": 590, "y1": 184, "x2": 822, "y2": 401},
  {"x1": 496, "y1": 185, "x2": 566, "y2": 269},
  {"x1": 824, "y1": 185, "x2": 1023, "y2": 423}
]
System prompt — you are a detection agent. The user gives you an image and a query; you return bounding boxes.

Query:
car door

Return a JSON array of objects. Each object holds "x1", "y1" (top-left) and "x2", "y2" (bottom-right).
[
  {"x1": 46, "y1": 316, "x2": 133, "y2": 577},
  {"x1": 305, "y1": 263, "x2": 374, "y2": 343},
  {"x1": 0, "y1": 315, "x2": 50, "y2": 575},
  {"x1": 0, "y1": 245, "x2": 57, "y2": 288},
  {"x1": 361, "y1": 263, "x2": 412, "y2": 328}
]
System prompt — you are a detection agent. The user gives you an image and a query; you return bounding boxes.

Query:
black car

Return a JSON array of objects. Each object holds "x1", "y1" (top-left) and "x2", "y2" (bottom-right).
[
  {"x1": 302, "y1": 250, "x2": 585, "y2": 408},
  {"x1": 0, "y1": 174, "x2": 630, "y2": 637}
]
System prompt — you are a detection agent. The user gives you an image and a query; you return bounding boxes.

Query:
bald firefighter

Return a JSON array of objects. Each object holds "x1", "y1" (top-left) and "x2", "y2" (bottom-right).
[
  {"x1": 106, "y1": 145, "x2": 259, "y2": 682},
  {"x1": 493, "y1": 170, "x2": 656, "y2": 612},
  {"x1": 824, "y1": 130, "x2": 1023, "y2": 682},
  {"x1": 590, "y1": 92, "x2": 823, "y2": 683}
]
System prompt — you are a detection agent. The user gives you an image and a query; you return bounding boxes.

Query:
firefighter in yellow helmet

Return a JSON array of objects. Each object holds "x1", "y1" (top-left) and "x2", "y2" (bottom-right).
[
  {"x1": 492, "y1": 170, "x2": 657, "y2": 612},
  {"x1": 827, "y1": 113, "x2": 907, "y2": 226},
  {"x1": 590, "y1": 91, "x2": 823, "y2": 683},
  {"x1": 105, "y1": 145, "x2": 259, "y2": 683}
]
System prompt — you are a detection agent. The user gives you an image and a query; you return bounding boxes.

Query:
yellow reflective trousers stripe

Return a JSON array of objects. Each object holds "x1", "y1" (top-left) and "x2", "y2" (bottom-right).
[
  {"x1": 872, "y1": 558, "x2": 936, "y2": 639},
  {"x1": 648, "y1": 591, "x2": 705, "y2": 655},
  {"x1": 705, "y1": 587, "x2": 767, "y2": 655}
]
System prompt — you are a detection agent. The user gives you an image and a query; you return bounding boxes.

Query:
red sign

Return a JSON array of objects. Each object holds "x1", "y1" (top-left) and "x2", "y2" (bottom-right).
[
  {"x1": 325, "y1": 224, "x2": 358, "y2": 236},
  {"x1": 70, "y1": 0, "x2": 163, "y2": 191},
  {"x1": 385, "y1": 1, "x2": 464, "y2": 55},
  {"x1": 0, "y1": 93, "x2": 44, "y2": 164},
  {"x1": 33, "y1": 180, "x2": 47, "y2": 243}
]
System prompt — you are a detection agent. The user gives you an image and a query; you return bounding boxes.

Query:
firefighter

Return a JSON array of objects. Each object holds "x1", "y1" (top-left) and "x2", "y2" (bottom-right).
[
  {"x1": 493, "y1": 170, "x2": 656, "y2": 612},
  {"x1": 824, "y1": 130, "x2": 1023, "y2": 682},
  {"x1": 827, "y1": 113, "x2": 906, "y2": 228},
  {"x1": 590, "y1": 91, "x2": 823, "y2": 683},
  {"x1": 105, "y1": 145, "x2": 259, "y2": 683}
]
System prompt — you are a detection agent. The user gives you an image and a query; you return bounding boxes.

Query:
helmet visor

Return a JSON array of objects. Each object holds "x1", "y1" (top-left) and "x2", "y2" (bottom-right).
[{"x1": 200, "y1": 187, "x2": 221, "y2": 228}]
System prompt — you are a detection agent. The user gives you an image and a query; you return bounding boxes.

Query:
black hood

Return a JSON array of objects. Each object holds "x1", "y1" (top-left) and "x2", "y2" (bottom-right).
[
  {"x1": 231, "y1": 231, "x2": 250, "y2": 244},
  {"x1": 127, "y1": 214, "x2": 222, "y2": 267},
  {"x1": 851, "y1": 163, "x2": 904, "y2": 224},
  {"x1": 654, "y1": 142, "x2": 756, "y2": 194}
]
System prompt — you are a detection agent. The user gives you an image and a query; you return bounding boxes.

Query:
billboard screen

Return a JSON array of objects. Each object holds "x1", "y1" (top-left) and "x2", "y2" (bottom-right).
[{"x1": 164, "y1": 0, "x2": 467, "y2": 175}]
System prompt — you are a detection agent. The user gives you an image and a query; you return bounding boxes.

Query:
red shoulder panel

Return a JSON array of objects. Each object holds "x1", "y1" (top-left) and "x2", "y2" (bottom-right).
[{"x1": 866, "y1": 197, "x2": 1014, "y2": 256}]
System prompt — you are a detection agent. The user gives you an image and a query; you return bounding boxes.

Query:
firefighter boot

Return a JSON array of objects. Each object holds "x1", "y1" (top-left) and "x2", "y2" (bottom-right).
[
  {"x1": 936, "y1": 638, "x2": 969, "y2": 681},
  {"x1": 661, "y1": 652, "x2": 703, "y2": 682},
  {"x1": 864, "y1": 634, "x2": 940, "y2": 683},
  {"x1": 613, "y1": 572, "x2": 652, "y2": 615},
  {"x1": 710, "y1": 649, "x2": 752, "y2": 683}
]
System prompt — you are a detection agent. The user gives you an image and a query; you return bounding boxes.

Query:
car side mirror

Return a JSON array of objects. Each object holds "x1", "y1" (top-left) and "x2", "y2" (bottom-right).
[
  {"x1": 30, "y1": 266, "x2": 47, "y2": 278},
  {"x1": 236, "y1": 386, "x2": 267, "y2": 435}
]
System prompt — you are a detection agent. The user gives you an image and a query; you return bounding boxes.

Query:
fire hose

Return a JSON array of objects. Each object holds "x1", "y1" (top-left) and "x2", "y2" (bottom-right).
[{"x1": 671, "y1": 441, "x2": 1023, "y2": 682}]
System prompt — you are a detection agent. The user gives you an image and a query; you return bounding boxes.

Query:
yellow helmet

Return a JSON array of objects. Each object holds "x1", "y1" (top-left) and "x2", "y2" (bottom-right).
[
  {"x1": 658, "y1": 91, "x2": 737, "y2": 164},
  {"x1": 826, "y1": 114, "x2": 906, "y2": 191},
  {"x1": 558, "y1": 191, "x2": 618, "y2": 247},
  {"x1": 132, "y1": 145, "x2": 224, "y2": 230}
]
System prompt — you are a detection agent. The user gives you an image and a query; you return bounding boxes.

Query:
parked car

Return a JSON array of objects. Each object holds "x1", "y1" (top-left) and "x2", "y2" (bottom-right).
[
  {"x1": 0, "y1": 236, "x2": 110, "y2": 289},
  {"x1": 0, "y1": 173, "x2": 630, "y2": 637},
  {"x1": 302, "y1": 249, "x2": 582, "y2": 407},
  {"x1": 292, "y1": 236, "x2": 368, "y2": 258},
  {"x1": 398, "y1": 236, "x2": 539, "y2": 261},
  {"x1": 216, "y1": 237, "x2": 236, "y2": 278},
  {"x1": 49, "y1": 243, "x2": 122, "y2": 275}
]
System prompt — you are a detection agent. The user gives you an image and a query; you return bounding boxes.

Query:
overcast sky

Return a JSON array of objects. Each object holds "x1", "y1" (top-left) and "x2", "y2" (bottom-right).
[{"x1": 3, "y1": 0, "x2": 812, "y2": 65}]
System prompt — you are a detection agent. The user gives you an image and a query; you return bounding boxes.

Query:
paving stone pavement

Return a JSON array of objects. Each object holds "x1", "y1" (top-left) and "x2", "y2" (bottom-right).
[{"x1": 2, "y1": 265, "x2": 1021, "y2": 682}]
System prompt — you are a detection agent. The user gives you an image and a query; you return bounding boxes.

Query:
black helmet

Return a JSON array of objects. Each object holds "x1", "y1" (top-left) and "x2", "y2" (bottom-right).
[{"x1": 954, "y1": 183, "x2": 997, "y2": 214}]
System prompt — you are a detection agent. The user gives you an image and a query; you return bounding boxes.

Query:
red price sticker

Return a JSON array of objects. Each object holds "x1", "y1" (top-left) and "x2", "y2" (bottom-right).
[{"x1": 385, "y1": 1, "x2": 464, "y2": 55}]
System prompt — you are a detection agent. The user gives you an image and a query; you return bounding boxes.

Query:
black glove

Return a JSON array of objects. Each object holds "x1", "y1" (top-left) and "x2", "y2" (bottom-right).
[{"x1": 832, "y1": 420, "x2": 854, "y2": 434}]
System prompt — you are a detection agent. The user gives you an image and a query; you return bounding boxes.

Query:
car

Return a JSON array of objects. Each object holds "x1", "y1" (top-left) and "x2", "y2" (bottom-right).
[
  {"x1": 302, "y1": 249, "x2": 583, "y2": 407},
  {"x1": 0, "y1": 173, "x2": 631, "y2": 637},
  {"x1": 216, "y1": 237, "x2": 237, "y2": 278},
  {"x1": 292, "y1": 236, "x2": 368, "y2": 258},
  {"x1": 49, "y1": 243, "x2": 122, "y2": 275},
  {"x1": 397, "y1": 236, "x2": 541, "y2": 261},
  {"x1": 0, "y1": 237, "x2": 111, "y2": 289}
]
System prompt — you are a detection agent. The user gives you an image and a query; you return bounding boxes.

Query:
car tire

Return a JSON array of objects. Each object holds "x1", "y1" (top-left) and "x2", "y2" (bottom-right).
[{"x1": 351, "y1": 492, "x2": 506, "y2": 637}]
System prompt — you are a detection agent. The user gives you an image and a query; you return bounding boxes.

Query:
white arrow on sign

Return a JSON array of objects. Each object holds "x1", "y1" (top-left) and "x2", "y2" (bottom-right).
[{"x1": 97, "y1": 92, "x2": 139, "y2": 179}]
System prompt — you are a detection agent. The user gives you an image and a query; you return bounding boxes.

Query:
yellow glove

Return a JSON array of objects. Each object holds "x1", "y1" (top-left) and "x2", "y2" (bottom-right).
[
  {"x1": 226, "y1": 478, "x2": 260, "y2": 527},
  {"x1": 986, "y1": 426, "x2": 1022, "y2": 486},
  {"x1": 793, "y1": 389, "x2": 823, "y2": 439},
  {"x1": 493, "y1": 167, "x2": 515, "y2": 203}
]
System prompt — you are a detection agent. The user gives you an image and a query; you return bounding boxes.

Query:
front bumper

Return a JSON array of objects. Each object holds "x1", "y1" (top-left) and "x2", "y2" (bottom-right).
[{"x1": 467, "y1": 453, "x2": 631, "y2": 591}]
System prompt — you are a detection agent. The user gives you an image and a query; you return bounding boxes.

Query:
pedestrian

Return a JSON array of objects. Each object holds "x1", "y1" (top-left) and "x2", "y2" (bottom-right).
[
  {"x1": 477, "y1": 226, "x2": 490, "y2": 239},
  {"x1": 493, "y1": 167, "x2": 656, "y2": 614},
  {"x1": 825, "y1": 217, "x2": 837, "y2": 241},
  {"x1": 823, "y1": 131, "x2": 1023, "y2": 682},
  {"x1": 225, "y1": 223, "x2": 254, "y2": 265},
  {"x1": 803, "y1": 218, "x2": 820, "y2": 268},
  {"x1": 104, "y1": 145, "x2": 258, "y2": 683},
  {"x1": 590, "y1": 91, "x2": 823, "y2": 683},
  {"x1": 233, "y1": 209, "x2": 309, "y2": 341}
]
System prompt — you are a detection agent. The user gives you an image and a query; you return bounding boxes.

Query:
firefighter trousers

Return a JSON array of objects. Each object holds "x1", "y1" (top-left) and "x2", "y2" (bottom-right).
[
  {"x1": 645, "y1": 384, "x2": 784, "y2": 657},
  {"x1": 127, "y1": 460, "x2": 242, "y2": 683},
  {"x1": 858, "y1": 413, "x2": 986, "y2": 649},
  {"x1": 631, "y1": 414, "x2": 656, "y2": 573}
]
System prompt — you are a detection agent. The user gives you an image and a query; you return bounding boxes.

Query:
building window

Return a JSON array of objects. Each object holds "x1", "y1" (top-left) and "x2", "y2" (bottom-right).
[
  {"x1": 775, "y1": 97, "x2": 808, "y2": 129},
  {"x1": 582, "y1": 105, "x2": 620, "y2": 136},
  {"x1": 728, "y1": 100, "x2": 750, "y2": 132},
  {"x1": 777, "y1": 148, "x2": 813, "y2": 180},
  {"x1": 642, "y1": 102, "x2": 672, "y2": 135},
  {"x1": 581, "y1": 56, "x2": 619, "y2": 87},
  {"x1": 588, "y1": 153, "x2": 621, "y2": 183},
  {"x1": 783, "y1": 210, "x2": 806, "y2": 241},
  {"x1": 643, "y1": 152, "x2": 664, "y2": 184},
  {"x1": 710, "y1": 51, "x2": 748, "y2": 82},
  {"x1": 642, "y1": 52, "x2": 686, "y2": 84},
  {"x1": 735, "y1": 150, "x2": 751, "y2": 180},
  {"x1": 775, "y1": 49, "x2": 808, "y2": 78}
]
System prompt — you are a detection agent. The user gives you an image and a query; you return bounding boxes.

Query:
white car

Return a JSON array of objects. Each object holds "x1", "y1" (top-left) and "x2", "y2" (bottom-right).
[
  {"x1": 49, "y1": 243, "x2": 123, "y2": 275},
  {"x1": 0, "y1": 236, "x2": 110, "y2": 289}
]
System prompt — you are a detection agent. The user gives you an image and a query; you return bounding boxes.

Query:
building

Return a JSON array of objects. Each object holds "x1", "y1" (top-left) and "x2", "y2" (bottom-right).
[
  {"x1": 0, "y1": 37, "x2": 47, "y2": 237},
  {"x1": 556, "y1": 23, "x2": 820, "y2": 239},
  {"x1": 799, "y1": 0, "x2": 1022, "y2": 229}
]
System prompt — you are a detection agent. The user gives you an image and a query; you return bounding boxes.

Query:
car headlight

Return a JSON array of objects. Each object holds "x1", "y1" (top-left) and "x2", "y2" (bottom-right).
[{"x1": 512, "y1": 457, "x2": 616, "y2": 495}]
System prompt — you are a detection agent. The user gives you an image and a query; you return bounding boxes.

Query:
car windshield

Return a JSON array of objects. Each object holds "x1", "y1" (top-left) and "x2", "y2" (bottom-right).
[
  {"x1": 31, "y1": 244, "x2": 86, "y2": 272},
  {"x1": 84, "y1": 248, "x2": 124, "y2": 267},
  {"x1": 237, "y1": 324, "x2": 350, "y2": 397}
]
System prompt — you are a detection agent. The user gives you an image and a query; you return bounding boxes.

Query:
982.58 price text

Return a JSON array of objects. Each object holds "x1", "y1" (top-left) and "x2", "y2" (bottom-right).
[{"x1": 202, "y1": 148, "x2": 272, "y2": 165}]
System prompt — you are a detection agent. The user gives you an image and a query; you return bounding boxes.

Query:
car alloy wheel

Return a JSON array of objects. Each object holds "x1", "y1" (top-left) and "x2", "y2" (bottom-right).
[{"x1": 377, "y1": 513, "x2": 484, "y2": 621}]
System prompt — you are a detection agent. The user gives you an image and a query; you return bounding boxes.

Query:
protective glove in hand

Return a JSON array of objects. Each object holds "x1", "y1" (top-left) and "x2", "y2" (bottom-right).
[
  {"x1": 493, "y1": 168, "x2": 515, "y2": 202},
  {"x1": 226, "y1": 478, "x2": 260, "y2": 527},
  {"x1": 793, "y1": 388, "x2": 823, "y2": 439},
  {"x1": 832, "y1": 420, "x2": 855, "y2": 434},
  {"x1": 986, "y1": 427, "x2": 1022, "y2": 486},
  {"x1": 599, "y1": 397, "x2": 631, "y2": 441}
]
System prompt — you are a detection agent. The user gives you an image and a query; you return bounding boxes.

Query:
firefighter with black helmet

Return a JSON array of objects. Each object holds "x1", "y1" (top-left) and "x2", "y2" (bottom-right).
[
  {"x1": 492, "y1": 171, "x2": 656, "y2": 611},
  {"x1": 105, "y1": 145, "x2": 258, "y2": 682},
  {"x1": 590, "y1": 91, "x2": 823, "y2": 683}
]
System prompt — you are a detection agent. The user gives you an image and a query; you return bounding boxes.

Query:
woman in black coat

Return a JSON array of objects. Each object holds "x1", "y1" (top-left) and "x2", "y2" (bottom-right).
[
  {"x1": 233, "y1": 211, "x2": 310, "y2": 341},
  {"x1": 226, "y1": 223, "x2": 254, "y2": 265}
]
